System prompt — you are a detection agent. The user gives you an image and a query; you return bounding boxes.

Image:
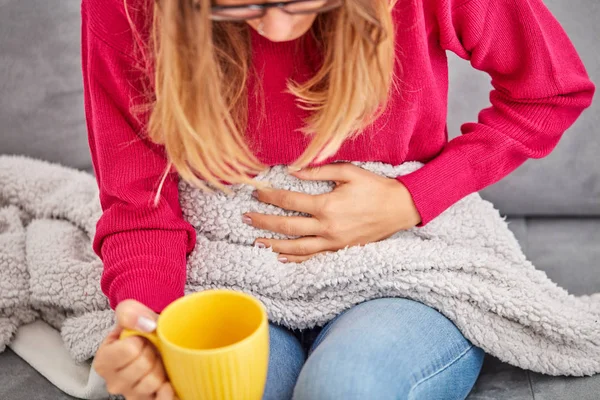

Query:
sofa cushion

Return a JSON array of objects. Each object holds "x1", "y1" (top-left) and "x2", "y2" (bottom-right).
[
  {"x1": 447, "y1": 0, "x2": 600, "y2": 217},
  {"x1": 468, "y1": 355, "x2": 600, "y2": 400},
  {"x1": 507, "y1": 218, "x2": 600, "y2": 295},
  {"x1": 0, "y1": 349, "x2": 76, "y2": 400},
  {"x1": 0, "y1": 0, "x2": 91, "y2": 172}
]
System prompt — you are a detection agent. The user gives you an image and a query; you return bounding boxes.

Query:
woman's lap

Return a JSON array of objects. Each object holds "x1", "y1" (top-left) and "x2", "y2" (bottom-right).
[{"x1": 263, "y1": 297, "x2": 484, "y2": 400}]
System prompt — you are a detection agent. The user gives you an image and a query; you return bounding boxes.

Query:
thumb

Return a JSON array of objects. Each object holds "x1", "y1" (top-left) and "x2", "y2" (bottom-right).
[{"x1": 115, "y1": 299, "x2": 158, "y2": 333}]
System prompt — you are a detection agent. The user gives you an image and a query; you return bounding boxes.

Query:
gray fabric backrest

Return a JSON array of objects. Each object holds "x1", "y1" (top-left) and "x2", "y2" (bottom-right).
[
  {"x1": 0, "y1": 0, "x2": 597, "y2": 216},
  {"x1": 448, "y1": 0, "x2": 599, "y2": 216},
  {"x1": 0, "y1": 0, "x2": 90, "y2": 172}
]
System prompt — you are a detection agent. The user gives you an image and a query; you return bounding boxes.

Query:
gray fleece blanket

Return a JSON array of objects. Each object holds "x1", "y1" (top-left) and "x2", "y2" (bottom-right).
[{"x1": 0, "y1": 155, "x2": 599, "y2": 395}]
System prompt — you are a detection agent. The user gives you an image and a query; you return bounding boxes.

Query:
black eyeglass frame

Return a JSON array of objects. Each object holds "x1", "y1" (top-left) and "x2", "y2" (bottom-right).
[{"x1": 210, "y1": 0, "x2": 343, "y2": 21}]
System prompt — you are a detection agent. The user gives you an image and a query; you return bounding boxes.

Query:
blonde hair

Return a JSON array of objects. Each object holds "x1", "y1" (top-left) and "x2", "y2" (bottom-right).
[{"x1": 128, "y1": 0, "x2": 397, "y2": 196}]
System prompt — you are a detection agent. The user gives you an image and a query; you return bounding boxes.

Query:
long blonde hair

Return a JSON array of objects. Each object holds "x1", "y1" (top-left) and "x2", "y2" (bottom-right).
[{"x1": 128, "y1": 0, "x2": 397, "y2": 195}]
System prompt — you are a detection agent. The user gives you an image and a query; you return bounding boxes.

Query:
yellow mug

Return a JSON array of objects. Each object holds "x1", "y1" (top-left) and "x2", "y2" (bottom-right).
[{"x1": 120, "y1": 289, "x2": 269, "y2": 400}]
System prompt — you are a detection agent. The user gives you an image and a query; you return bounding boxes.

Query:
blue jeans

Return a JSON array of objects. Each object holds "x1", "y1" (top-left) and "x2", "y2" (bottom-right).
[{"x1": 263, "y1": 298, "x2": 484, "y2": 400}]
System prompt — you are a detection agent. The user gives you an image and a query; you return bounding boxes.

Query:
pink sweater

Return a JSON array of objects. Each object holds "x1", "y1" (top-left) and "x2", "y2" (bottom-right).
[{"x1": 81, "y1": 0, "x2": 595, "y2": 312}]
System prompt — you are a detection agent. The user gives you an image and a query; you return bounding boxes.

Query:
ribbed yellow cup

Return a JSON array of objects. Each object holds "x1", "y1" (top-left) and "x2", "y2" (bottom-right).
[{"x1": 120, "y1": 290, "x2": 269, "y2": 400}]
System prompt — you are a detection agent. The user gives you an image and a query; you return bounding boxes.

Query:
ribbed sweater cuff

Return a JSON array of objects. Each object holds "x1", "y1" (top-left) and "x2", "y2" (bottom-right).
[
  {"x1": 396, "y1": 148, "x2": 476, "y2": 226},
  {"x1": 100, "y1": 230, "x2": 189, "y2": 313}
]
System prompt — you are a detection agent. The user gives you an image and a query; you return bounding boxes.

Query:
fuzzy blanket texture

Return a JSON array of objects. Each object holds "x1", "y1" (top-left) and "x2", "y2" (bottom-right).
[{"x1": 0, "y1": 155, "x2": 599, "y2": 394}]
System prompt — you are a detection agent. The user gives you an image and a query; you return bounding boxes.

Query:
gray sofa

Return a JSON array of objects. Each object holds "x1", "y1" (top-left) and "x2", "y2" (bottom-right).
[{"x1": 0, "y1": 0, "x2": 598, "y2": 399}]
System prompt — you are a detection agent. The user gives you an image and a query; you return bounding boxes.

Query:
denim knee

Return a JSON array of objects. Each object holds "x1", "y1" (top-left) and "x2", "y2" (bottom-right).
[
  {"x1": 292, "y1": 347, "x2": 400, "y2": 400},
  {"x1": 293, "y1": 297, "x2": 483, "y2": 400}
]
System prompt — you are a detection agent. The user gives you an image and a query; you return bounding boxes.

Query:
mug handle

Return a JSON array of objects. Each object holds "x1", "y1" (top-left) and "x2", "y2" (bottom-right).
[{"x1": 120, "y1": 329, "x2": 161, "y2": 350}]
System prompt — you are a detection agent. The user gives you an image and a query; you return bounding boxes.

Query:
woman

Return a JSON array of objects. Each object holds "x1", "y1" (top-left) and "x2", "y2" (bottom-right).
[{"x1": 82, "y1": 0, "x2": 595, "y2": 398}]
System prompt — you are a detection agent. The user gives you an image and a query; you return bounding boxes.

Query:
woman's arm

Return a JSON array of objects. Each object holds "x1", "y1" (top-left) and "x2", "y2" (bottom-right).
[
  {"x1": 82, "y1": 0, "x2": 196, "y2": 313},
  {"x1": 397, "y1": 0, "x2": 596, "y2": 226}
]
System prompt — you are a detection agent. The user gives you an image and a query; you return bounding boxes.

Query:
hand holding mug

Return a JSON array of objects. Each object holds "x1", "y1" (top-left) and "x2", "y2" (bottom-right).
[
  {"x1": 118, "y1": 290, "x2": 269, "y2": 400},
  {"x1": 93, "y1": 300, "x2": 176, "y2": 400}
]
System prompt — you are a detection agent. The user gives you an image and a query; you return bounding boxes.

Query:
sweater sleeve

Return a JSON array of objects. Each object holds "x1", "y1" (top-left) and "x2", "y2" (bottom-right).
[
  {"x1": 397, "y1": 0, "x2": 595, "y2": 226},
  {"x1": 81, "y1": 0, "x2": 196, "y2": 313}
]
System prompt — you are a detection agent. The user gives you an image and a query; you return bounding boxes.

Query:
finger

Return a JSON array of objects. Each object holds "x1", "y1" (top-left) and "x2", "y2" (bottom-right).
[
  {"x1": 115, "y1": 300, "x2": 158, "y2": 332},
  {"x1": 292, "y1": 163, "x2": 358, "y2": 183},
  {"x1": 119, "y1": 340, "x2": 158, "y2": 385},
  {"x1": 282, "y1": 251, "x2": 329, "y2": 264},
  {"x1": 262, "y1": 237, "x2": 329, "y2": 257},
  {"x1": 156, "y1": 382, "x2": 177, "y2": 400},
  {"x1": 244, "y1": 214, "x2": 322, "y2": 237},
  {"x1": 254, "y1": 189, "x2": 322, "y2": 215},
  {"x1": 101, "y1": 336, "x2": 148, "y2": 371},
  {"x1": 133, "y1": 356, "x2": 168, "y2": 396}
]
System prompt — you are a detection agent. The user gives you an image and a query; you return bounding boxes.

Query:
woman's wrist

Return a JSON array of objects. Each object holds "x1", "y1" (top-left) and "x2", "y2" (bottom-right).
[{"x1": 386, "y1": 178, "x2": 422, "y2": 230}]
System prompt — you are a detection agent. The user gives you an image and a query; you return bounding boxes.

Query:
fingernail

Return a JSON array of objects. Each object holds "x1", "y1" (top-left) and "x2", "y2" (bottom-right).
[
  {"x1": 278, "y1": 256, "x2": 288, "y2": 263},
  {"x1": 288, "y1": 166, "x2": 302, "y2": 173},
  {"x1": 136, "y1": 316, "x2": 157, "y2": 333},
  {"x1": 255, "y1": 242, "x2": 266, "y2": 249},
  {"x1": 242, "y1": 215, "x2": 252, "y2": 225}
]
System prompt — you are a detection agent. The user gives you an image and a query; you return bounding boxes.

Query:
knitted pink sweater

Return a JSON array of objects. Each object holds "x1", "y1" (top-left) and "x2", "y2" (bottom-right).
[{"x1": 81, "y1": 0, "x2": 595, "y2": 312}]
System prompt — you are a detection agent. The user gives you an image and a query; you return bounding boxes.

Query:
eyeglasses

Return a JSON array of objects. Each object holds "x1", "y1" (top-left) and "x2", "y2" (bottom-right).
[{"x1": 210, "y1": 0, "x2": 343, "y2": 21}]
